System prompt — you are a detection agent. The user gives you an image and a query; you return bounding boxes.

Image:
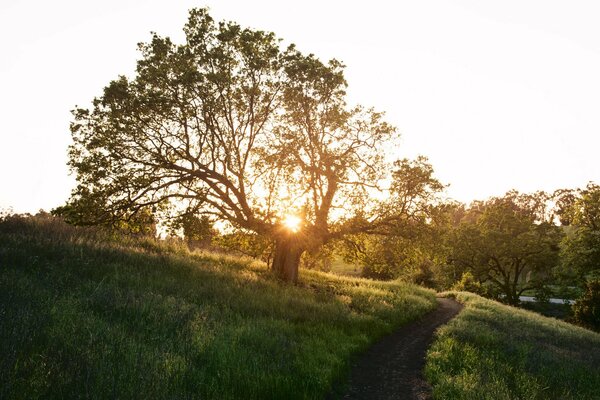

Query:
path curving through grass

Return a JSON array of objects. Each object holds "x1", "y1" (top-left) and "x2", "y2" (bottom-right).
[{"x1": 336, "y1": 298, "x2": 463, "y2": 400}]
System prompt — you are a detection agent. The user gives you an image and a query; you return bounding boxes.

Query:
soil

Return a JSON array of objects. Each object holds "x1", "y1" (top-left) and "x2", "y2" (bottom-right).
[{"x1": 333, "y1": 298, "x2": 463, "y2": 400}]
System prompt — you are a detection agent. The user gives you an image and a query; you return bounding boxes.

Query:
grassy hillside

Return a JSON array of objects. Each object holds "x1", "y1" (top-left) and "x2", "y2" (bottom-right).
[
  {"x1": 425, "y1": 292, "x2": 600, "y2": 400},
  {"x1": 0, "y1": 214, "x2": 436, "y2": 399}
]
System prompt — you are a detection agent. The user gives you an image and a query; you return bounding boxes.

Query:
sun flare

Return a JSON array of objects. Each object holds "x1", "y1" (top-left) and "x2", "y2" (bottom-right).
[{"x1": 282, "y1": 215, "x2": 302, "y2": 232}]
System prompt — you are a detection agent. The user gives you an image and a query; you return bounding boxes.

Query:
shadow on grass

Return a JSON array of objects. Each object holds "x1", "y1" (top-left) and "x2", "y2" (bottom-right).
[
  {"x1": 426, "y1": 292, "x2": 600, "y2": 400},
  {"x1": 0, "y1": 216, "x2": 436, "y2": 399}
]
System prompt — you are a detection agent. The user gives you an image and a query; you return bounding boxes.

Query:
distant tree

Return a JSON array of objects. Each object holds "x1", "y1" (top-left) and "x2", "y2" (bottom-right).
[
  {"x1": 344, "y1": 213, "x2": 448, "y2": 284},
  {"x1": 0, "y1": 207, "x2": 14, "y2": 220},
  {"x1": 213, "y1": 230, "x2": 273, "y2": 263},
  {"x1": 558, "y1": 183, "x2": 600, "y2": 283},
  {"x1": 451, "y1": 271, "x2": 483, "y2": 295},
  {"x1": 171, "y1": 213, "x2": 215, "y2": 249},
  {"x1": 300, "y1": 243, "x2": 335, "y2": 272},
  {"x1": 570, "y1": 183, "x2": 600, "y2": 230},
  {"x1": 448, "y1": 191, "x2": 562, "y2": 305},
  {"x1": 61, "y1": 8, "x2": 404, "y2": 282},
  {"x1": 340, "y1": 157, "x2": 447, "y2": 284},
  {"x1": 552, "y1": 188, "x2": 577, "y2": 226},
  {"x1": 113, "y1": 207, "x2": 157, "y2": 236}
]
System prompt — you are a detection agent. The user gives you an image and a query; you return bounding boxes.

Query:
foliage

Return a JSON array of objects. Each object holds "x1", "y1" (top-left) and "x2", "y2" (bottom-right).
[
  {"x1": 557, "y1": 183, "x2": 600, "y2": 284},
  {"x1": 447, "y1": 191, "x2": 562, "y2": 305},
  {"x1": 572, "y1": 280, "x2": 600, "y2": 332},
  {"x1": 0, "y1": 207, "x2": 14, "y2": 220},
  {"x1": 169, "y1": 213, "x2": 216, "y2": 248},
  {"x1": 339, "y1": 157, "x2": 448, "y2": 284},
  {"x1": 0, "y1": 214, "x2": 437, "y2": 399},
  {"x1": 448, "y1": 271, "x2": 501, "y2": 300},
  {"x1": 552, "y1": 188, "x2": 577, "y2": 226},
  {"x1": 213, "y1": 230, "x2": 273, "y2": 262},
  {"x1": 62, "y1": 7, "x2": 401, "y2": 281},
  {"x1": 532, "y1": 282, "x2": 552, "y2": 303},
  {"x1": 53, "y1": 201, "x2": 158, "y2": 236},
  {"x1": 300, "y1": 243, "x2": 335, "y2": 272},
  {"x1": 426, "y1": 292, "x2": 600, "y2": 400},
  {"x1": 348, "y1": 233, "x2": 442, "y2": 285},
  {"x1": 569, "y1": 183, "x2": 600, "y2": 229},
  {"x1": 112, "y1": 207, "x2": 157, "y2": 236},
  {"x1": 450, "y1": 272, "x2": 482, "y2": 294}
]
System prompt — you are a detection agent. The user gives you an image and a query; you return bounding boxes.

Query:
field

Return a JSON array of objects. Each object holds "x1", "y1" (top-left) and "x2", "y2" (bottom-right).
[
  {"x1": 0, "y1": 215, "x2": 436, "y2": 399},
  {"x1": 425, "y1": 291, "x2": 600, "y2": 400}
]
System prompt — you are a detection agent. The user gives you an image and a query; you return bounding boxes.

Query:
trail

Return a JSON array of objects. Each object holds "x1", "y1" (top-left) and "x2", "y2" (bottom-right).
[{"x1": 336, "y1": 298, "x2": 462, "y2": 400}]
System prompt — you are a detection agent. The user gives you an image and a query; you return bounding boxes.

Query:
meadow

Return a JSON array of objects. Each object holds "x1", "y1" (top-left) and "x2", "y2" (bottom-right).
[
  {"x1": 0, "y1": 214, "x2": 436, "y2": 399},
  {"x1": 426, "y1": 291, "x2": 600, "y2": 400}
]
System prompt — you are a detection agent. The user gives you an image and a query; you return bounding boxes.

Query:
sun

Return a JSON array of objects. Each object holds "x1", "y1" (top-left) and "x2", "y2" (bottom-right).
[{"x1": 282, "y1": 214, "x2": 302, "y2": 233}]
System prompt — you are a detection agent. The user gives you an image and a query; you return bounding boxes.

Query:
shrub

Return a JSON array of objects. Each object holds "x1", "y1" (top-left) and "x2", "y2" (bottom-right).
[
  {"x1": 451, "y1": 271, "x2": 482, "y2": 294},
  {"x1": 572, "y1": 279, "x2": 600, "y2": 331}
]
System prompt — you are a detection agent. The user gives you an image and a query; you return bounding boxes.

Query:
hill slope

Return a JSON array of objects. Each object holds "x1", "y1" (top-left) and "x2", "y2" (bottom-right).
[
  {"x1": 0, "y1": 215, "x2": 436, "y2": 399},
  {"x1": 426, "y1": 292, "x2": 600, "y2": 400}
]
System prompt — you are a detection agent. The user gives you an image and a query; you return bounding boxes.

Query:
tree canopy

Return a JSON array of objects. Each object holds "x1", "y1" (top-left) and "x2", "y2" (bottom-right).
[
  {"x1": 60, "y1": 8, "x2": 406, "y2": 282},
  {"x1": 558, "y1": 183, "x2": 600, "y2": 283},
  {"x1": 339, "y1": 156, "x2": 448, "y2": 282},
  {"x1": 448, "y1": 191, "x2": 562, "y2": 305}
]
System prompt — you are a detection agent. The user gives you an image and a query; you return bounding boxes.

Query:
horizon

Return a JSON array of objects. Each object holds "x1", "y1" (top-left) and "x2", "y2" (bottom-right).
[{"x1": 1, "y1": 0, "x2": 599, "y2": 214}]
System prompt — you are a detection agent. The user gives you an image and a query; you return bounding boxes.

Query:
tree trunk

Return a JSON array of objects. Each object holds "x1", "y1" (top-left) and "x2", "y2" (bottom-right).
[
  {"x1": 502, "y1": 281, "x2": 520, "y2": 306},
  {"x1": 505, "y1": 292, "x2": 519, "y2": 306},
  {"x1": 271, "y1": 233, "x2": 304, "y2": 283}
]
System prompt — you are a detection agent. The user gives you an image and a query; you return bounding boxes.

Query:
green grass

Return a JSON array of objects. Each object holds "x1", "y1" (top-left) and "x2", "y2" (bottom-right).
[
  {"x1": 0, "y1": 214, "x2": 436, "y2": 399},
  {"x1": 425, "y1": 291, "x2": 600, "y2": 400},
  {"x1": 329, "y1": 256, "x2": 362, "y2": 277}
]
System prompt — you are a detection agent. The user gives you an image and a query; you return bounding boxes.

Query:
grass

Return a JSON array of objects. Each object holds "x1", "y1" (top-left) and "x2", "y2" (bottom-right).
[
  {"x1": 425, "y1": 291, "x2": 600, "y2": 400},
  {"x1": 0, "y1": 214, "x2": 436, "y2": 399},
  {"x1": 329, "y1": 256, "x2": 362, "y2": 277}
]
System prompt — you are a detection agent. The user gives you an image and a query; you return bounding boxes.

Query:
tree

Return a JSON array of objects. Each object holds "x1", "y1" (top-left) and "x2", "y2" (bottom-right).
[
  {"x1": 552, "y1": 188, "x2": 577, "y2": 226},
  {"x1": 213, "y1": 230, "x2": 273, "y2": 263},
  {"x1": 572, "y1": 279, "x2": 600, "y2": 332},
  {"x1": 63, "y1": 8, "x2": 400, "y2": 282},
  {"x1": 170, "y1": 213, "x2": 215, "y2": 249},
  {"x1": 339, "y1": 157, "x2": 447, "y2": 284},
  {"x1": 54, "y1": 199, "x2": 157, "y2": 236},
  {"x1": 558, "y1": 183, "x2": 600, "y2": 283},
  {"x1": 448, "y1": 191, "x2": 562, "y2": 305}
]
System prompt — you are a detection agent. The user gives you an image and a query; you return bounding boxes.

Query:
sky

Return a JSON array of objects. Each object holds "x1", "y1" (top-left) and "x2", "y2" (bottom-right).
[{"x1": 1, "y1": 0, "x2": 599, "y2": 213}]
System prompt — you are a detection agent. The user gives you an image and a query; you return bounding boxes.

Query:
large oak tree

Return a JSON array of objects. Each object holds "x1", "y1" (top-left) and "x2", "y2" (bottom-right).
[{"x1": 61, "y1": 9, "x2": 401, "y2": 282}]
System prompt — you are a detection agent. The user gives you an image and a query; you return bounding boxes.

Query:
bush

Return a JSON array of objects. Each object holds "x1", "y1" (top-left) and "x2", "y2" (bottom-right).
[
  {"x1": 572, "y1": 279, "x2": 600, "y2": 331},
  {"x1": 533, "y1": 283, "x2": 552, "y2": 304},
  {"x1": 451, "y1": 272, "x2": 482, "y2": 294}
]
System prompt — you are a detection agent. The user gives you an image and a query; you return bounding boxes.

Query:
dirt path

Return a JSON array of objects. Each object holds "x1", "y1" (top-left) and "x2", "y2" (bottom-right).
[{"x1": 335, "y1": 298, "x2": 462, "y2": 400}]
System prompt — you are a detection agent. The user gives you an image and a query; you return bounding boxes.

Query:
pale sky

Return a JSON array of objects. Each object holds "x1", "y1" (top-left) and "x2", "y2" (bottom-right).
[{"x1": 1, "y1": 0, "x2": 599, "y2": 213}]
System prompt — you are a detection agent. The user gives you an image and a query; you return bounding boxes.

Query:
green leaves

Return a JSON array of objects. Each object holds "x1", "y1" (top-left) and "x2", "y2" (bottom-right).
[
  {"x1": 448, "y1": 192, "x2": 563, "y2": 304},
  {"x1": 557, "y1": 183, "x2": 600, "y2": 284}
]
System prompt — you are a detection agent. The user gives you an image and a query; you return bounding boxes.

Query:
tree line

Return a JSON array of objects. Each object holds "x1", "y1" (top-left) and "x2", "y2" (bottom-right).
[{"x1": 340, "y1": 184, "x2": 599, "y2": 304}]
